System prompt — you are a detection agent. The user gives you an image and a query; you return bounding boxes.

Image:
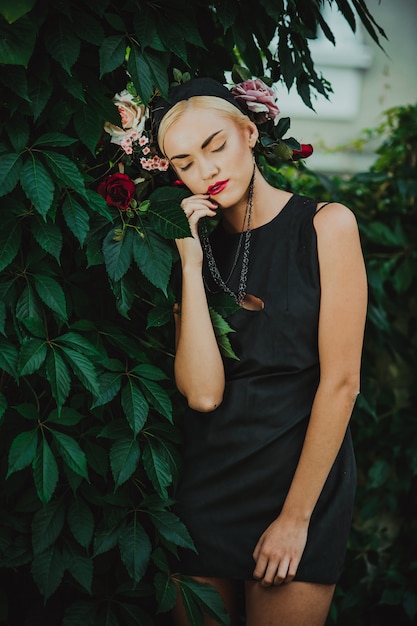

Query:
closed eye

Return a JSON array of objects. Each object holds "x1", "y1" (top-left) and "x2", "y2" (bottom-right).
[
  {"x1": 212, "y1": 141, "x2": 226, "y2": 153},
  {"x1": 179, "y1": 162, "x2": 192, "y2": 172}
]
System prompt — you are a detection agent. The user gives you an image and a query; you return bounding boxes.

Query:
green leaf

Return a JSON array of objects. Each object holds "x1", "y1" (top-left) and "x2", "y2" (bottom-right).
[
  {"x1": 43, "y1": 19, "x2": 80, "y2": 75},
  {"x1": 74, "y1": 103, "x2": 105, "y2": 155},
  {"x1": 28, "y1": 77, "x2": 53, "y2": 120},
  {"x1": 67, "y1": 498, "x2": 95, "y2": 549},
  {"x1": 102, "y1": 224, "x2": 134, "y2": 282},
  {"x1": 154, "y1": 571, "x2": 178, "y2": 614},
  {"x1": 112, "y1": 273, "x2": 135, "y2": 318},
  {"x1": 63, "y1": 542, "x2": 93, "y2": 593},
  {"x1": 32, "y1": 436, "x2": 59, "y2": 503},
  {"x1": 0, "y1": 152, "x2": 24, "y2": 196},
  {"x1": 148, "y1": 510, "x2": 196, "y2": 551},
  {"x1": 13, "y1": 402, "x2": 38, "y2": 420},
  {"x1": 132, "y1": 363, "x2": 167, "y2": 381},
  {"x1": 20, "y1": 154, "x2": 55, "y2": 217},
  {"x1": 119, "y1": 517, "x2": 151, "y2": 583},
  {"x1": 0, "y1": 16, "x2": 37, "y2": 66},
  {"x1": 157, "y1": 21, "x2": 188, "y2": 64},
  {"x1": 31, "y1": 545, "x2": 65, "y2": 601},
  {"x1": 18, "y1": 337, "x2": 47, "y2": 376},
  {"x1": 32, "y1": 133, "x2": 78, "y2": 148},
  {"x1": 56, "y1": 332, "x2": 101, "y2": 359},
  {"x1": 142, "y1": 438, "x2": 172, "y2": 499},
  {"x1": 51, "y1": 430, "x2": 89, "y2": 480},
  {"x1": 0, "y1": 217, "x2": 22, "y2": 272},
  {"x1": 91, "y1": 371, "x2": 122, "y2": 408},
  {"x1": 31, "y1": 216, "x2": 63, "y2": 262},
  {"x1": 84, "y1": 189, "x2": 113, "y2": 221},
  {"x1": 140, "y1": 378, "x2": 172, "y2": 422},
  {"x1": 42, "y1": 151, "x2": 86, "y2": 195},
  {"x1": 109, "y1": 437, "x2": 140, "y2": 489},
  {"x1": 93, "y1": 524, "x2": 121, "y2": 557},
  {"x1": 148, "y1": 188, "x2": 191, "y2": 239},
  {"x1": 31, "y1": 498, "x2": 66, "y2": 553},
  {"x1": 127, "y1": 45, "x2": 154, "y2": 104},
  {"x1": 147, "y1": 304, "x2": 173, "y2": 329},
  {"x1": 121, "y1": 379, "x2": 149, "y2": 435},
  {"x1": 33, "y1": 274, "x2": 67, "y2": 320},
  {"x1": 0, "y1": 336, "x2": 19, "y2": 378},
  {"x1": 180, "y1": 577, "x2": 230, "y2": 626},
  {"x1": 62, "y1": 195, "x2": 90, "y2": 245},
  {"x1": 45, "y1": 348, "x2": 71, "y2": 411},
  {"x1": 143, "y1": 49, "x2": 169, "y2": 98},
  {"x1": 99, "y1": 35, "x2": 126, "y2": 77},
  {"x1": 59, "y1": 346, "x2": 100, "y2": 396},
  {"x1": 132, "y1": 226, "x2": 172, "y2": 295},
  {"x1": 47, "y1": 407, "x2": 84, "y2": 426},
  {"x1": 0, "y1": 0, "x2": 36, "y2": 24},
  {"x1": 7, "y1": 113, "x2": 30, "y2": 150},
  {"x1": 274, "y1": 116, "x2": 291, "y2": 140},
  {"x1": 217, "y1": 0, "x2": 239, "y2": 33},
  {"x1": 7, "y1": 429, "x2": 39, "y2": 478}
]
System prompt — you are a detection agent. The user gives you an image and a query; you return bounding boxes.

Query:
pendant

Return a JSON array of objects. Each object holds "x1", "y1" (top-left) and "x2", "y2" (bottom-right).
[{"x1": 240, "y1": 293, "x2": 264, "y2": 311}]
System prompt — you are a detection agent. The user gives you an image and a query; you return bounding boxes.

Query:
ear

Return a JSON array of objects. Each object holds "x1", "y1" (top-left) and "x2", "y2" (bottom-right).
[{"x1": 247, "y1": 120, "x2": 259, "y2": 148}]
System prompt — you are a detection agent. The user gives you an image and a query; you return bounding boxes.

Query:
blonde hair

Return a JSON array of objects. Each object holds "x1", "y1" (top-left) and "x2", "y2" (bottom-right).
[{"x1": 157, "y1": 95, "x2": 250, "y2": 156}]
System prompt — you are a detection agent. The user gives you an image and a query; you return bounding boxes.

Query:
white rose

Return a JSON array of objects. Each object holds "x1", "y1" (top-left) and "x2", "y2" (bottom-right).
[{"x1": 104, "y1": 90, "x2": 147, "y2": 145}]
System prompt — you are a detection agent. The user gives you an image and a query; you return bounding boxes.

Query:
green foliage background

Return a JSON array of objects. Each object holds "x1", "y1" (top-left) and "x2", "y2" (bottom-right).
[{"x1": 1, "y1": 1, "x2": 415, "y2": 625}]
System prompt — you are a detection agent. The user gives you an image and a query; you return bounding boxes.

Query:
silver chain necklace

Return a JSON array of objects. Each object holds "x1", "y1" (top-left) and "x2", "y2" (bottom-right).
[{"x1": 201, "y1": 167, "x2": 255, "y2": 306}]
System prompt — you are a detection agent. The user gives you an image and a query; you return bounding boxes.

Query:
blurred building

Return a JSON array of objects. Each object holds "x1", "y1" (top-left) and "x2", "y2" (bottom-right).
[{"x1": 276, "y1": 0, "x2": 417, "y2": 173}]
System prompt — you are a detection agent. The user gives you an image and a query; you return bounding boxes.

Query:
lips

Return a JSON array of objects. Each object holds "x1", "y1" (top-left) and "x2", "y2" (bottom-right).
[{"x1": 207, "y1": 180, "x2": 229, "y2": 195}]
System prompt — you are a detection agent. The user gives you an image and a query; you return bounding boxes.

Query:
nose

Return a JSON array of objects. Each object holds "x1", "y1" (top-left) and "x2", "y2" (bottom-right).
[{"x1": 199, "y1": 156, "x2": 219, "y2": 181}]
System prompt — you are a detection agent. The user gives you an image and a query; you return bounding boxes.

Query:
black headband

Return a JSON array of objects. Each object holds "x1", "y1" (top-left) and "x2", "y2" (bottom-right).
[{"x1": 151, "y1": 77, "x2": 247, "y2": 135}]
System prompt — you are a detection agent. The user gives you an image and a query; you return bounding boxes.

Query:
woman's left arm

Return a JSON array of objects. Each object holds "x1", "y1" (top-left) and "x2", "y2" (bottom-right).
[{"x1": 253, "y1": 202, "x2": 368, "y2": 586}]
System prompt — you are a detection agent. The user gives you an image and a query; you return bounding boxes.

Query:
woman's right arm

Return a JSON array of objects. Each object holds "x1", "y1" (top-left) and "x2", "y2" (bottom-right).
[{"x1": 173, "y1": 194, "x2": 225, "y2": 412}]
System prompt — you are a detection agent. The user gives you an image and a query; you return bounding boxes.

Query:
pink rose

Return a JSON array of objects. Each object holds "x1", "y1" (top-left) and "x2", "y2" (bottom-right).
[
  {"x1": 231, "y1": 79, "x2": 280, "y2": 124},
  {"x1": 291, "y1": 144, "x2": 314, "y2": 161},
  {"x1": 97, "y1": 173, "x2": 136, "y2": 210},
  {"x1": 104, "y1": 90, "x2": 147, "y2": 146}
]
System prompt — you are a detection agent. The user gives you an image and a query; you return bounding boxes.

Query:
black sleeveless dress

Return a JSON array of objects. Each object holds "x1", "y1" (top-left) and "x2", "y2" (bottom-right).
[{"x1": 172, "y1": 194, "x2": 357, "y2": 584}]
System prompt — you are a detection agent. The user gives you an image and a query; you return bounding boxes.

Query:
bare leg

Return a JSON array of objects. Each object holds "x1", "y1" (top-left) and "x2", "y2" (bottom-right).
[
  {"x1": 172, "y1": 576, "x2": 238, "y2": 626},
  {"x1": 245, "y1": 580, "x2": 335, "y2": 626}
]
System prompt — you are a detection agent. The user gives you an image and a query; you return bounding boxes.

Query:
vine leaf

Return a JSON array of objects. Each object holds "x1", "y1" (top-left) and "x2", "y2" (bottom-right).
[
  {"x1": 32, "y1": 435, "x2": 59, "y2": 503},
  {"x1": 6, "y1": 429, "x2": 39, "y2": 478},
  {"x1": 119, "y1": 517, "x2": 151, "y2": 583},
  {"x1": 109, "y1": 437, "x2": 140, "y2": 489}
]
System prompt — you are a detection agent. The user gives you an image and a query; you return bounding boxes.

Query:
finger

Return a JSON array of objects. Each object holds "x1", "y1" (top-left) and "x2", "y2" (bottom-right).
[
  {"x1": 252, "y1": 553, "x2": 268, "y2": 582},
  {"x1": 261, "y1": 560, "x2": 279, "y2": 587},
  {"x1": 273, "y1": 556, "x2": 291, "y2": 586}
]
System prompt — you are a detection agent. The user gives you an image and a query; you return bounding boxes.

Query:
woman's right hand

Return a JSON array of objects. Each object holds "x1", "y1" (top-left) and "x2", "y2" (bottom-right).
[{"x1": 176, "y1": 194, "x2": 218, "y2": 266}]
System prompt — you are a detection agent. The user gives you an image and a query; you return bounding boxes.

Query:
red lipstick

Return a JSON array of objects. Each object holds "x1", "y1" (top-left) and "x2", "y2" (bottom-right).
[{"x1": 207, "y1": 180, "x2": 229, "y2": 195}]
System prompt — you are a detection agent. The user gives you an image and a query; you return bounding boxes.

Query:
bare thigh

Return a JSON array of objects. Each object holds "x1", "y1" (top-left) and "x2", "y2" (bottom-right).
[
  {"x1": 172, "y1": 576, "x2": 239, "y2": 626},
  {"x1": 245, "y1": 580, "x2": 335, "y2": 626}
]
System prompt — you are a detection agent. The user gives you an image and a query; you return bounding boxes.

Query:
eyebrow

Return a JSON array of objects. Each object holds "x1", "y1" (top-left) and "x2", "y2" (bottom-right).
[{"x1": 169, "y1": 130, "x2": 223, "y2": 161}]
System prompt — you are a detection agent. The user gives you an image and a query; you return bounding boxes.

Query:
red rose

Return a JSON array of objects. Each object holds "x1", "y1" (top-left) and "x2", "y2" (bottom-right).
[
  {"x1": 292, "y1": 144, "x2": 314, "y2": 161},
  {"x1": 97, "y1": 173, "x2": 136, "y2": 210}
]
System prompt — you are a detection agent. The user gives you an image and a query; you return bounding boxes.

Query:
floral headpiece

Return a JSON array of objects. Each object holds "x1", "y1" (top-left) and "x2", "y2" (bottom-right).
[{"x1": 98, "y1": 68, "x2": 312, "y2": 213}]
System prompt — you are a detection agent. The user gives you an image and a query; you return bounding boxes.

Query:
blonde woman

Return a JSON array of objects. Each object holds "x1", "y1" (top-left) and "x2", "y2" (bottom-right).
[{"x1": 154, "y1": 78, "x2": 367, "y2": 626}]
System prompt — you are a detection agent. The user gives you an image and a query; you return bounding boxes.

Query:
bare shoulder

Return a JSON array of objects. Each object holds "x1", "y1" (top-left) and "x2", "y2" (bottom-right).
[{"x1": 313, "y1": 202, "x2": 359, "y2": 243}]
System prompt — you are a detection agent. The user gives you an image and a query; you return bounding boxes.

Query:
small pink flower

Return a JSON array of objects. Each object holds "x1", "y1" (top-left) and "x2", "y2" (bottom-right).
[
  {"x1": 158, "y1": 159, "x2": 169, "y2": 171},
  {"x1": 124, "y1": 146, "x2": 133, "y2": 155},
  {"x1": 142, "y1": 146, "x2": 150, "y2": 155},
  {"x1": 231, "y1": 79, "x2": 280, "y2": 124},
  {"x1": 139, "y1": 136, "x2": 149, "y2": 146}
]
